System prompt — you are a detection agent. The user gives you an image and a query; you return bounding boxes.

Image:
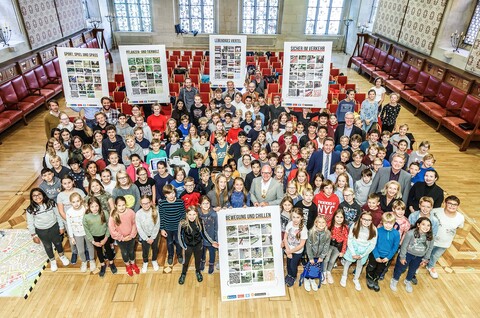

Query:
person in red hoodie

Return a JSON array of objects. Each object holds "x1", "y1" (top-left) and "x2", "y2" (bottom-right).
[
  {"x1": 226, "y1": 117, "x2": 243, "y2": 144},
  {"x1": 147, "y1": 103, "x2": 168, "y2": 133},
  {"x1": 313, "y1": 180, "x2": 340, "y2": 226},
  {"x1": 361, "y1": 193, "x2": 383, "y2": 226},
  {"x1": 180, "y1": 177, "x2": 201, "y2": 209}
]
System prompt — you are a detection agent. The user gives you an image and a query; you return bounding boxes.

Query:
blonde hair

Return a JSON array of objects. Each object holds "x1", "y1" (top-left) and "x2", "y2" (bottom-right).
[{"x1": 382, "y1": 212, "x2": 396, "y2": 223}]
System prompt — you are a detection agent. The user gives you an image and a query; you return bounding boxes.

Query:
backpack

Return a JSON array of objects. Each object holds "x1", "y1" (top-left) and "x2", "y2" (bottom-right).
[
  {"x1": 247, "y1": 64, "x2": 256, "y2": 76},
  {"x1": 299, "y1": 261, "x2": 324, "y2": 289}
]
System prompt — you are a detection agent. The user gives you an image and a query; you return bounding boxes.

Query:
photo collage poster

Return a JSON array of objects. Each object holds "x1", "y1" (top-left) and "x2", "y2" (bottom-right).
[
  {"x1": 57, "y1": 47, "x2": 109, "y2": 107},
  {"x1": 281, "y1": 42, "x2": 332, "y2": 108},
  {"x1": 119, "y1": 45, "x2": 170, "y2": 104},
  {"x1": 218, "y1": 206, "x2": 285, "y2": 301},
  {"x1": 209, "y1": 35, "x2": 247, "y2": 88}
]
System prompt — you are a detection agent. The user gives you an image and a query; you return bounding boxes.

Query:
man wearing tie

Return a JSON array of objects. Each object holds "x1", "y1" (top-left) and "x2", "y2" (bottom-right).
[
  {"x1": 250, "y1": 165, "x2": 284, "y2": 206},
  {"x1": 307, "y1": 137, "x2": 340, "y2": 179}
]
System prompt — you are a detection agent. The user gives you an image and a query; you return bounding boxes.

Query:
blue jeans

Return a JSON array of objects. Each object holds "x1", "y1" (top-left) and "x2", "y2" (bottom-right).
[
  {"x1": 286, "y1": 252, "x2": 303, "y2": 278},
  {"x1": 393, "y1": 253, "x2": 423, "y2": 281},
  {"x1": 202, "y1": 245, "x2": 217, "y2": 264},
  {"x1": 85, "y1": 118, "x2": 96, "y2": 130},
  {"x1": 166, "y1": 230, "x2": 182, "y2": 259},
  {"x1": 427, "y1": 246, "x2": 447, "y2": 268}
]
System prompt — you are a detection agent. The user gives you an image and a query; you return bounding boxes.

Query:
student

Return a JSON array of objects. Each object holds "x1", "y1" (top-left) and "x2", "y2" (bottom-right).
[
  {"x1": 109, "y1": 196, "x2": 139, "y2": 276},
  {"x1": 68, "y1": 158, "x2": 86, "y2": 193},
  {"x1": 39, "y1": 168, "x2": 62, "y2": 201},
  {"x1": 147, "y1": 103, "x2": 168, "y2": 132},
  {"x1": 100, "y1": 169, "x2": 116, "y2": 195},
  {"x1": 178, "y1": 206, "x2": 219, "y2": 284},
  {"x1": 354, "y1": 169, "x2": 373, "y2": 206},
  {"x1": 197, "y1": 167, "x2": 214, "y2": 195},
  {"x1": 134, "y1": 127, "x2": 151, "y2": 157},
  {"x1": 311, "y1": 172, "x2": 323, "y2": 196},
  {"x1": 390, "y1": 217, "x2": 434, "y2": 293},
  {"x1": 334, "y1": 173, "x2": 349, "y2": 203},
  {"x1": 340, "y1": 211, "x2": 378, "y2": 291},
  {"x1": 83, "y1": 161, "x2": 100, "y2": 190},
  {"x1": 112, "y1": 171, "x2": 141, "y2": 211},
  {"x1": 45, "y1": 137, "x2": 69, "y2": 169},
  {"x1": 153, "y1": 161, "x2": 174, "y2": 201},
  {"x1": 190, "y1": 94, "x2": 207, "y2": 126},
  {"x1": 135, "y1": 166, "x2": 156, "y2": 201},
  {"x1": 171, "y1": 167, "x2": 186, "y2": 198},
  {"x1": 285, "y1": 181, "x2": 302, "y2": 205},
  {"x1": 407, "y1": 141, "x2": 431, "y2": 167},
  {"x1": 365, "y1": 212, "x2": 400, "y2": 292},
  {"x1": 360, "y1": 89, "x2": 379, "y2": 132},
  {"x1": 427, "y1": 196, "x2": 464, "y2": 279},
  {"x1": 180, "y1": 177, "x2": 201, "y2": 209},
  {"x1": 323, "y1": 209, "x2": 349, "y2": 285},
  {"x1": 145, "y1": 138, "x2": 168, "y2": 174},
  {"x1": 280, "y1": 196, "x2": 294, "y2": 239},
  {"x1": 283, "y1": 208, "x2": 308, "y2": 287},
  {"x1": 122, "y1": 134, "x2": 144, "y2": 167},
  {"x1": 66, "y1": 193, "x2": 95, "y2": 272},
  {"x1": 313, "y1": 180, "x2": 340, "y2": 226},
  {"x1": 83, "y1": 196, "x2": 117, "y2": 276},
  {"x1": 115, "y1": 113, "x2": 134, "y2": 140},
  {"x1": 126, "y1": 154, "x2": 151, "y2": 182},
  {"x1": 304, "y1": 216, "x2": 331, "y2": 291},
  {"x1": 336, "y1": 89, "x2": 356, "y2": 123},
  {"x1": 408, "y1": 196, "x2": 439, "y2": 237},
  {"x1": 26, "y1": 188, "x2": 70, "y2": 272},
  {"x1": 85, "y1": 179, "x2": 114, "y2": 217},
  {"x1": 380, "y1": 131, "x2": 394, "y2": 160},
  {"x1": 294, "y1": 188, "x2": 317, "y2": 230},
  {"x1": 102, "y1": 125, "x2": 126, "y2": 163},
  {"x1": 362, "y1": 193, "x2": 383, "y2": 227},
  {"x1": 136, "y1": 195, "x2": 161, "y2": 273},
  {"x1": 339, "y1": 187, "x2": 362, "y2": 227},
  {"x1": 81, "y1": 144, "x2": 107, "y2": 171},
  {"x1": 229, "y1": 177, "x2": 250, "y2": 208},
  {"x1": 207, "y1": 174, "x2": 230, "y2": 211},
  {"x1": 198, "y1": 196, "x2": 219, "y2": 274},
  {"x1": 170, "y1": 140, "x2": 196, "y2": 166},
  {"x1": 212, "y1": 131, "x2": 229, "y2": 167},
  {"x1": 106, "y1": 151, "x2": 126, "y2": 181},
  {"x1": 380, "y1": 93, "x2": 401, "y2": 133},
  {"x1": 159, "y1": 184, "x2": 186, "y2": 265}
]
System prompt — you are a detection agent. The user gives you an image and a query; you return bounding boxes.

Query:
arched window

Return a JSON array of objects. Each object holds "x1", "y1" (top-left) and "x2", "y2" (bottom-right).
[
  {"x1": 242, "y1": 0, "x2": 280, "y2": 35},
  {"x1": 114, "y1": 0, "x2": 152, "y2": 32},
  {"x1": 305, "y1": 0, "x2": 345, "y2": 35},
  {"x1": 179, "y1": 0, "x2": 215, "y2": 34}
]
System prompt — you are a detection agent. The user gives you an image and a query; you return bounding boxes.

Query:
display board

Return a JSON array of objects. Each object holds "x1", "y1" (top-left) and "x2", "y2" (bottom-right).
[
  {"x1": 281, "y1": 42, "x2": 332, "y2": 108},
  {"x1": 218, "y1": 206, "x2": 285, "y2": 301},
  {"x1": 119, "y1": 45, "x2": 170, "y2": 104},
  {"x1": 57, "y1": 47, "x2": 109, "y2": 107},
  {"x1": 209, "y1": 35, "x2": 247, "y2": 88}
]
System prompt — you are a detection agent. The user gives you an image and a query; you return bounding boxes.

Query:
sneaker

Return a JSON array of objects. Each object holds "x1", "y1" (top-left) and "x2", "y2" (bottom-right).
[
  {"x1": 50, "y1": 259, "x2": 58, "y2": 272},
  {"x1": 178, "y1": 274, "x2": 186, "y2": 285},
  {"x1": 152, "y1": 260, "x2": 159, "y2": 272},
  {"x1": 340, "y1": 275, "x2": 347, "y2": 287},
  {"x1": 89, "y1": 260, "x2": 96, "y2": 272},
  {"x1": 404, "y1": 279, "x2": 413, "y2": 293},
  {"x1": 411, "y1": 276, "x2": 418, "y2": 285},
  {"x1": 285, "y1": 275, "x2": 295, "y2": 287},
  {"x1": 208, "y1": 263, "x2": 214, "y2": 274},
  {"x1": 70, "y1": 253, "x2": 77, "y2": 265},
  {"x1": 131, "y1": 263, "x2": 140, "y2": 274},
  {"x1": 321, "y1": 275, "x2": 327, "y2": 285},
  {"x1": 126, "y1": 264, "x2": 134, "y2": 277},
  {"x1": 199, "y1": 260, "x2": 206, "y2": 271},
  {"x1": 216, "y1": 262, "x2": 220, "y2": 270},
  {"x1": 427, "y1": 267, "x2": 439, "y2": 279},
  {"x1": 99, "y1": 265, "x2": 106, "y2": 277},
  {"x1": 326, "y1": 271, "x2": 334, "y2": 284},
  {"x1": 378, "y1": 273, "x2": 385, "y2": 281},
  {"x1": 390, "y1": 278, "x2": 398, "y2": 292},
  {"x1": 110, "y1": 263, "x2": 118, "y2": 274},
  {"x1": 167, "y1": 256, "x2": 173, "y2": 266},
  {"x1": 366, "y1": 277, "x2": 375, "y2": 290},
  {"x1": 142, "y1": 263, "x2": 148, "y2": 273},
  {"x1": 196, "y1": 271, "x2": 203, "y2": 282},
  {"x1": 304, "y1": 277, "x2": 312, "y2": 291},
  {"x1": 80, "y1": 262, "x2": 87, "y2": 273},
  {"x1": 59, "y1": 255, "x2": 70, "y2": 266},
  {"x1": 353, "y1": 279, "x2": 361, "y2": 291},
  {"x1": 311, "y1": 279, "x2": 318, "y2": 291},
  {"x1": 178, "y1": 256, "x2": 184, "y2": 265},
  {"x1": 373, "y1": 280, "x2": 380, "y2": 292}
]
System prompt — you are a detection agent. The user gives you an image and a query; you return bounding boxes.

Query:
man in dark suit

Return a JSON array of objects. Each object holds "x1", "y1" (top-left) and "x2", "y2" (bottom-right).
[
  {"x1": 334, "y1": 112, "x2": 364, "y2": 145},
  {"x1": 369, "y1": 153, "x2": 411, "y2": 202},
  {"x1": 307, "y1": 137, "x2": 340, "y2": 179}
]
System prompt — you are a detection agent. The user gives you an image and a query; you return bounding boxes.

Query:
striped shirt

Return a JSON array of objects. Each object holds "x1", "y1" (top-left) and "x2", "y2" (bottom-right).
[{"x1": 158, "y1": 199, "x2": 185, "y2": 231}]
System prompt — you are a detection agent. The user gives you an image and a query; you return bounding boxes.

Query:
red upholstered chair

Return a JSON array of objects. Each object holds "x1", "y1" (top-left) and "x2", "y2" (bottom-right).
[
  {"x1": 257, "y1": 56, "x2": 267, "y2": 63},
  {"x1": 172, "y1": 50, "x2": 181, "y2": 57},
  {"x1": 330, "y1": 68, "x2": 340, "y2": 81},
  {"x1": 246, "y1": 56, "x2": 255, "y2": 63},
  {"x1": 10, "y1": 77, "x2": 45, "y2": 113},
  {"x1": 415, "y1": 76, "x2": 454, "y2": 115},
  {"x1": 440, "y1": 95, "x2": 480, "y2": 151},
  {"x1": 271, "y1": 62, "x2": 282, "y2": 71},
  {"x1": 108, "y1": 82, "x2": 117, "y2": 96},
  {"x1": 199, "y1": 83, "x2": 211, "y2": 93},
  {"x1": 169, "y1": 82, "x2": 180, "y2": 97},
  {"x1": 200, "y1": 92, "x2": 210, "y2": 105},
  {"x1": 173, "y1": 74, "x2": 185, "y2": 84},
  {"x1": 258, "y1": 62, "x2": 269, "y2": 70},
  {"x1": 371, "y1": 55, "x2": 394, "y2": 81},
  {"x1": 261, "y1": 68, "x2": 272, "y2": 76},
  {"x1": 269, "y1": 56, "x2": 278, "y2": 63},
  {"x1": 189, "y1": 74, "x2": 200, "y2": 85},
  {"x1": 113, "y1": 91, "x2": 126, "y2": 103},
  {"x1": 167, "y1": 61, "x2": 176, "y2": 69},
  {"x1": 337, "y1": 76, "x2": 348, "y2": 88},
  {"x1": 191, "y1": 61, "x2": 202, "y2": 68},
  {"x1": 194, "y1": 51, "x2": 204, "y2": 57},
  {"x1": 401, "y1": 71, "x2": 430, "y2": 106},
  {"x1": 386, "y1": 62, "x2": 411, "y2": 93},
  {"x1": 34, "y1": 66, "x2": 63, "y2": 94},
  {"x1": 203, "y1": 67, "x2": 210, "y2": 75},
  {"x1": 418, "y1": 82, "x2": 454, "y2": 125},
  {"x1": 444, "y1": 88, "x2": 467, "y2": 114},
  {"x1": 189, "y1": 68, "x2": 200, "y2": 75},
  {"x1": 345, "y1": 83, "x2": 356, "y2": 91},
  {"x1": 360, "y1": 48, "x2": 381, "y2": 73},
  {"x1": 53, "y1": 58, "x2": 61, "y2": 77},
  {"x1": 178, "y1": 61, "x2": 189, "y2": 68},
  {"x1": 183, "y1": 51, "x2": 192, "y2": 57},
  {"x1": 0, "y1": 95, "x2": 25, "y2": 133},
  {"x1": 43, "y1": 60, "x2": 60, "y2": 83},
  {"x1": 193, "y1": 55, "x2": 203, "y2": 62},
  {"x1": 351, "y1": 43, "x2": 372, "y2": 68},
  {"x1": 266, "y1": 83, "x2": 279, "y2": 95},
  {"x1": 23, "y1": 70, "x2": 55, "y2": 100},
  {"x1": 169, "y1": 55, "x2": 179, "y2": 63},
  {"x1": 114, "y1": 74, "x2": 125, "y2": 84}
]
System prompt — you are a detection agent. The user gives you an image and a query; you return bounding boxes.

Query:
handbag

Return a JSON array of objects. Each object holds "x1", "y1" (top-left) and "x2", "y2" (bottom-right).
[
  {"x1": 459, "y1": 122, "x2": 475, "y2": 130},
  {"x1": 299, "y1": 261, "x2": 323, "y2": 288}
]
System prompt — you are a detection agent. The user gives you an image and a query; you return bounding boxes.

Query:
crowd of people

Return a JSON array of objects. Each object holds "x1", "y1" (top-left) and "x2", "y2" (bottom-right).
[{"x1": 27, "y1": 76, "x2": 464, "y2": 291}]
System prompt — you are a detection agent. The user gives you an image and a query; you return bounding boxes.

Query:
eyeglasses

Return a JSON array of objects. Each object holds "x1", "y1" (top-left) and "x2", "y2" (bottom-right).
[
  {"x1": 138, "y1": 173, "x2": 147, "y2": 176},
  {"x1": 446, "y1": 202, "x2": 459, "y2": 207},
  {"x1": 185, "y1": 184, "x2": 194, "y2": 187},
  {"x1": 32, "y1": 193, "x2": 43, "y2": 198},
  {"x1": 361, "y1": 218, "x2": 373, "y2": 222}
]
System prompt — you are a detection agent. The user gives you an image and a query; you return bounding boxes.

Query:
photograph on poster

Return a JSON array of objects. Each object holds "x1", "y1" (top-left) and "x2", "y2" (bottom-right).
[{"x1": 209, "y1": 35, "x2": 247, "y2": 87}]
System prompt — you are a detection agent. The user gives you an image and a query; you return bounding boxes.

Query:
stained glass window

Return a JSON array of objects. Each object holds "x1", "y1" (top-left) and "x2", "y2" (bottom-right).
[
  {"x1": 179, "y1": 0, "x2": 215, "y2": 34},
  {"x1": 242, "y1": 0, "x2": 279, "y2": 35},
  {"x1": 114, "y1": 0, "x2": 152, "y2": 32},
  {"x1": 465, "y1": 1, "x2": 480, "y2": 45},
  {"x1": 305, "y1": 0, "x2": 345, "y2": 35}
]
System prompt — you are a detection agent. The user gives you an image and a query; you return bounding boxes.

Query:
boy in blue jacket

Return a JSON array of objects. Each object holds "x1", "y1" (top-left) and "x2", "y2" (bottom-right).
[{"x1": 366, "y1": 212, "x2": 400, "y2": 292}]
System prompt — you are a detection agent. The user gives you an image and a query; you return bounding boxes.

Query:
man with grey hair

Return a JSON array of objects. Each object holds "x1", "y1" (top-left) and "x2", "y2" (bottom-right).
[
  {"x1": 250, "y1": 165, "x2": 283, "y2": 206},
  {"x1": 334, "y1": 111, "x2": 364, "y2": 145}
]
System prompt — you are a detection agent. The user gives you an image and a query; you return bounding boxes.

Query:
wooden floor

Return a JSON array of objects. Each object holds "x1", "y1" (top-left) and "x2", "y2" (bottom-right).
[{"x1": 1, "y1": 52, "x2": 480, "y2": 317}]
